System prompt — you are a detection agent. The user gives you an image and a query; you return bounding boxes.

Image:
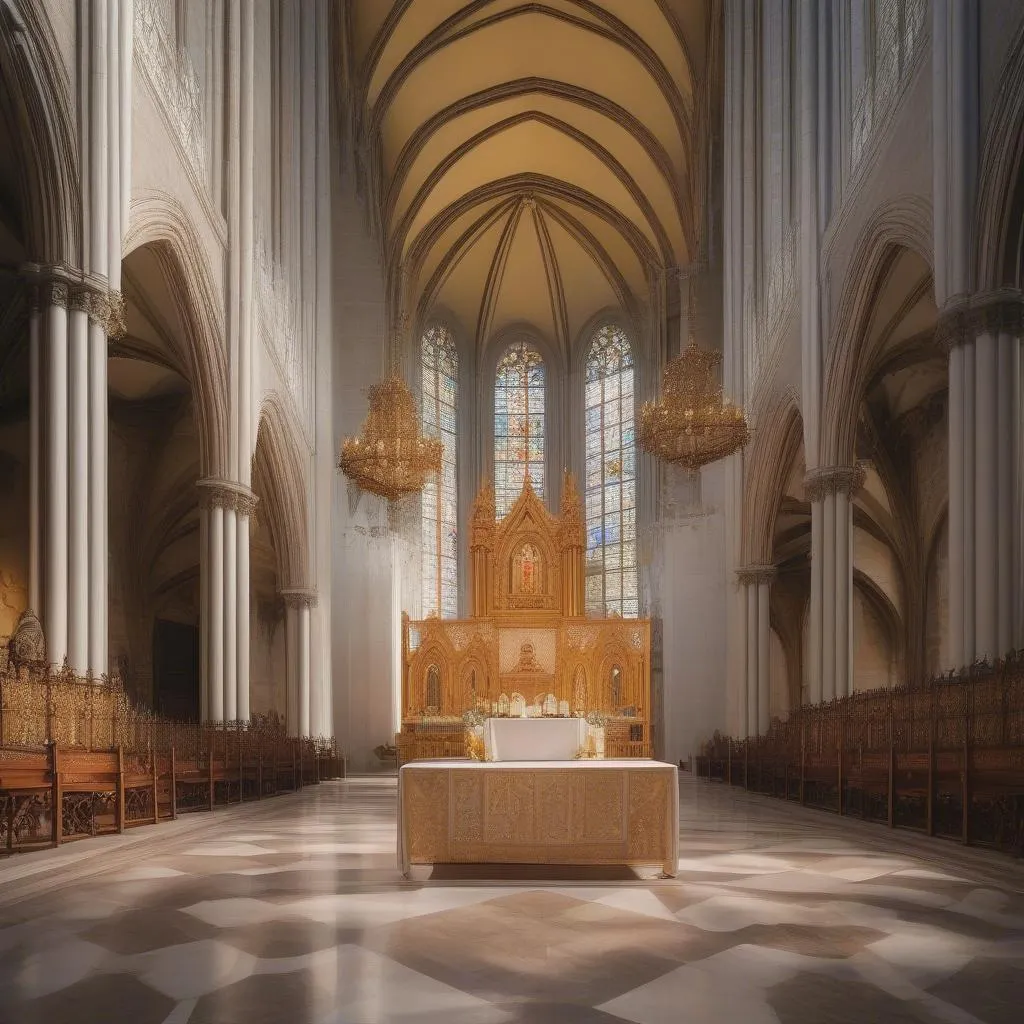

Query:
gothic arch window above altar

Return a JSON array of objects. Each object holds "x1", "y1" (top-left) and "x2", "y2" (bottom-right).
[
  {"x1": 494, "y1": 342, "x2": 546, "y2": 518},
  {"x1": 421, "y1": 324, "x2": 458, "y2": 619},
  {"x1": 584, "y1": 325, "x2": 638, "y2": 617}
]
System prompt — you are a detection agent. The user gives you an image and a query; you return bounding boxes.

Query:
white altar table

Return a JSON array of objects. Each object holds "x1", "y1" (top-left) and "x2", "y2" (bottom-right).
[
  {"x1": 398, "y1": 759, "x2": 679, "y2": 876},
  {"x1": 485, "y1": 717, "x2": 587, "y2": 761}
]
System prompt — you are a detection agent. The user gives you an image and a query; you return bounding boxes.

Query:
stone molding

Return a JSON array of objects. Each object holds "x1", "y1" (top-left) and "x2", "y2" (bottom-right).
[
  {"x1": 937, "y1": 290, "x2": 1024, "y2": 350},
  {"x1": 804, "y1": 464, "x2": 866, "y2": 503},
  {"x1": 21, "y1": 263, "x2": 127, "y2": 338},
  {"x1": 279, "y1": 588, "x2": 318, "y2": 609},
  {"x1": 735, "y1": 564, "x2": 777, "y2": 587},
  {"x1": 197, "y1": 478, "x2": 260, "y2": 517}
]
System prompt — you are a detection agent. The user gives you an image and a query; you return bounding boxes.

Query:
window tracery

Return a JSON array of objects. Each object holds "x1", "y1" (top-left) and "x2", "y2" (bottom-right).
[
  {"x1": 420, "y1": 325, "x2": 458, "y2": 619},
  {"x1": 584, "y1": 325, "x2": 638, "y2": 617},
  {"x1": 494, "y1": 342, "x2": 546, "y2": 518}
]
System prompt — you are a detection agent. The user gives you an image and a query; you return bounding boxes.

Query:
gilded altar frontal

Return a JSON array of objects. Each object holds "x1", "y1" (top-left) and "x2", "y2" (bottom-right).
[{"x1": 399, "y1": 474, "x2": 652, "y2": 762}]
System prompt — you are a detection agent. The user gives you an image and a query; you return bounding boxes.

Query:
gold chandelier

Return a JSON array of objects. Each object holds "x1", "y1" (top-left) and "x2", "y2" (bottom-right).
[
  {"x1": 338, "y1": 375, "x2": 443, "y2": 502},
  {"x1": 638, "y1": 339, "x2": 749, "y2": 471}
]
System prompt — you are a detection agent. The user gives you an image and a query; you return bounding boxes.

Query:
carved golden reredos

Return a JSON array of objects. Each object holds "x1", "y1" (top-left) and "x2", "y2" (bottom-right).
[
  {"x1": 470, "y1": 477, "x2": 496, "y2": 550},
  {"x1": 559, "y1": 470, "x2": 585, "y2": 548}
]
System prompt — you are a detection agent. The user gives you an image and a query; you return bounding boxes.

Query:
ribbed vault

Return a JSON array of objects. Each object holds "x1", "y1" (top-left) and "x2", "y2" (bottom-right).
[{"x1": 347, "y1": 0, "x2": 718, "y2": 358}]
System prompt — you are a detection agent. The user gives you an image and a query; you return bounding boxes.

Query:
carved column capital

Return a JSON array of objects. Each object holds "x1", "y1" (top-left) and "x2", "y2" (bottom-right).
[
  {"x1": 804, "y1": 464, "x2": 866, "y2": 503},
  {"x1": 937, "y1": 290, "x2": 1024, "y2": 350},
  {"x1": 280, "y1": 588, "x2": 318, "y2": 610},
  {"x1": 735, "y1": 564, "x2": 777, "y2": 587},
  {"x1": 20, "y1": 262, "x2": 126, "y2": 337},
  {"x1": 197, "y1": 478, "x2": 260, "y2": 517}
]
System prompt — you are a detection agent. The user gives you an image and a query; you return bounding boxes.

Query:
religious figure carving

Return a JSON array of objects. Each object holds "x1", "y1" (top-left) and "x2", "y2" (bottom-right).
[
  {"x1": 425, "y1": 665, "x2": 441, "y2": 712},
  {"x1": 514, "y1": 543, "x2": 542, "y2": 595},
  {"x1": 572, "y1": 667, "x2": 587, "y2": 713}
]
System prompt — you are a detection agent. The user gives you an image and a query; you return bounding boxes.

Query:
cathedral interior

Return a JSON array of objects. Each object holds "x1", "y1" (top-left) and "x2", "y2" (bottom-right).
[{"x1": 0, "y1": 1, "x2": 1023, "y2": 1022}]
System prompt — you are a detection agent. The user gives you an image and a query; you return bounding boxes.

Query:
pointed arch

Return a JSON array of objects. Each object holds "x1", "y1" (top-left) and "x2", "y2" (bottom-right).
[
  {"x1": 252, "y1": 393, "x2": 310, "y2": 589},
  {"x1": 493, "y1": 339, "x2": 547, "y2": 516},
  {"x1": 742, "y1": 392, "x2": 803, "y2": 565},
  {"x1": 419, "y1": 321, "x2": 459, "y2": 618},
  {"x1": 820, "y1": 196, "x2": 934, "y2": 466},
  {"x1": 0, "y1": 1, "x2": 79, "y2": 263},
  {"x1": 123, "y1": 191, "x2": 230, "y2": 477},
  {"x1": 583, "y1": 322, "x2": 638, "y2": 617},
  {"x1": 976, "y1": 16, "x2": 1024, "y2": 290}
]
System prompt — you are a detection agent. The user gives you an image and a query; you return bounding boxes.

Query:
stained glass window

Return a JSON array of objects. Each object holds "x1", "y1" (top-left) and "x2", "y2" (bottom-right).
[
  {"x1": 584, "y1": 325, "x2": 638, "y2": 617},
  {"x1": 421, "y1": 325, "x2": 458, "y2": 619},
  {"x1": 494, "y1": 342, "x2": 546, "y2": 518}
]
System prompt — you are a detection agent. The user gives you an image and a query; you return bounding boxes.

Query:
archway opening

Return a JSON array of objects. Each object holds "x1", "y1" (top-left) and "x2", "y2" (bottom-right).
[{"x1": 111, "y1": 243, "x2": 202, "y2": 716}]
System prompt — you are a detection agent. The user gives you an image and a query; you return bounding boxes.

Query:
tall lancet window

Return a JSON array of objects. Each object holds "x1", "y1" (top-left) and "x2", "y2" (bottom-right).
[
  {"x1": 420, "y1": 325, "x2": 458, "y2": 619},
  {"x1": 494, "y1": 342, "x2": 546, "y2": 518},
  {"x1": 584, "y1": 325, "x2": 638, "y2": 617}
]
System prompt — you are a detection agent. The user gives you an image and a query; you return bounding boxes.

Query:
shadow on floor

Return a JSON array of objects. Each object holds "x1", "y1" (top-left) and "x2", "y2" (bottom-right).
[{"x1": 427, "y1": 863, "x2": 641, "y2": 882}]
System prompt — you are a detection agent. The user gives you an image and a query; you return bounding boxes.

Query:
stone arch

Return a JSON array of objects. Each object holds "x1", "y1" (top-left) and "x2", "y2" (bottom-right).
[
  {"x1": 853, "y1": 569, "x2": 904, "y2": 691},
  {"x1": 742, "y1": 390, "x2": 803, "y2": 565},
  {"x1": 820, "y1": 195, "x2": 934, "y2": 466},
  {"x1": 251, "y1": 393, "x2": 310, "y2": 589},
  {"x1": 0, "y1": 2, "x2": 79, "y2": 263},
  {"x1": 123, "y1": 191, "x2": 229, "y2": 477},
  {"x1": 975, "y1": 17, "x2": 1024, "y2": 290}
]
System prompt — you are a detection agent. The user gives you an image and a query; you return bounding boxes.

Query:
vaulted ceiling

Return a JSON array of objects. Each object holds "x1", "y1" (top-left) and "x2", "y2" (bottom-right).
[{"x1": 346, "y1": 0, "x2": 720, "y2": 363}]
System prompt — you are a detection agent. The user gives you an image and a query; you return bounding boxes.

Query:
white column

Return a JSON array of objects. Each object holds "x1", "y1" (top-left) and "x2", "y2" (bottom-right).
[
  {"x1": 67, "y1": 300, "x2": 90, "y2": 674},
  {"x1": 45, "y1": 285, "x2": 69, "y2": 667},
  {"x1": 963, "y1": 343, "x2": 976, "y2": 659},
  {"x1": 948, "y1": 341, "x2": 965, "y2": 667},
  {"x1": 757, "y1": 580, "x2": 770, "y2": 735},
  {"x1": 974, "y1": 331, "x2": 998, "y2": 658},
  {"x1": 834, "y1": 489, "x2": 851, "y2": 698},
  {"x1": 809, "y1": 499, "x2": 823, "y2": 703},
  {"x1": 28, "y1": 294, "x2": 41, "y2": 614},
  {"x1": 745, "y1": 583, "x2": 757, "y2": 738},
  {"x1": 821, "y1": 492, "x2": 836, "y2": 700},
  {"x1": 285, "y1": 600, "x2": 299, "y2": 737},
  {"x1": 200, "y1": 505, "x2": 209, "y2": 720},
  {"x1": 299, "y1": 600, "x2": 311, "y2": 738},
  {"x1": 237, "y1": 508, "x2": 251, "y2": 722},
  {"x1": 208, "y1": 504, "x2": 225, "y2": 722},
  {"x1": 88, "y1": 316, "x2": 108, "y2": 677},
  {"x1": 996, "y1": 331, "x2": 1015, "y2": 655},
  {"x1": 223, "y1": 507, "x2": 238, "y2": 720}
]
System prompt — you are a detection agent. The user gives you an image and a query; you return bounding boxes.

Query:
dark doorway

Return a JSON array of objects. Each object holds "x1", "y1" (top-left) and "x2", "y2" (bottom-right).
[{"x1": 153, "y1": 619, "x2": 200, "y2": 721}]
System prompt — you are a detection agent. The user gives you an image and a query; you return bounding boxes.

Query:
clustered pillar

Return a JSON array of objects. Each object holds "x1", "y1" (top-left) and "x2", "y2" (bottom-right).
[
  {"x1": 944, "y1": 297, "x2": 1024, "y2": 666},
  {"x1": 281, "y1": 591, "x2": 317, "y2": 737},
  {"x1": 198, "y1": 479, "x2": 258, "y2": 722},
  {"x1": 806, "y1": 465, "x2": 863, "y2": 702},
  {"x1": 736, "y1": 565, "x2": 775, "y2": 737},
  {"x1": 27, "y1": 276, "x2": 125, "y2": 676}
]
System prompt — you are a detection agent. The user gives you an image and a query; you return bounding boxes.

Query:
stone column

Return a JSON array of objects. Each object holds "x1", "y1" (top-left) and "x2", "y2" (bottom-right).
[
  {"x1": 26, "y1": 272, "x2": 124, "y2": 675},
  {"x1": 236, "y1": 492, "x2": 258, "y2": 723},
  {"x1": 67, "y1": 290, "x2": 91, "y2": 674},
  {"x1": 281, "y1": 590, "x2": 317, "y2": 737},
  {"x1": 28, "y1": 289, "x2": 41, "y2": 615},
  {"x1": 43, "y1": 280, "x2": 69, "y2": 668},
  {"x1": 940, "y1": 295, "x2": 1024, "y2": 664},
  {"x1": 198, "y1": 479, "x2": 258, "y2": 721},
  {"x1": 805, "y1": 465, "x2": 864, "y2": 700},
  {"x1": 736, "y1": 565, "x2": 777, "y2": 737}
]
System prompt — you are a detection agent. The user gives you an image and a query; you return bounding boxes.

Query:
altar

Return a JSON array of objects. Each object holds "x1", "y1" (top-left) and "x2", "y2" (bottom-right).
[
  {"x1": 398, "y1": 759, "x2": 679, "y2": 876},
  {"x1": 485, "y1": 717, "x2": 587, "y2": 761},
  {"x1": 397, "y1": 474, "x2": 653, "y2": 763}
]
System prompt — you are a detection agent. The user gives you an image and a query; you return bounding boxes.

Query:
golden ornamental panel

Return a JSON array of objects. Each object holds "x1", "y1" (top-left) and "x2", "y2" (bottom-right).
[{"x1": 400, "y1": 763, "x2": 678, "y2": 874}]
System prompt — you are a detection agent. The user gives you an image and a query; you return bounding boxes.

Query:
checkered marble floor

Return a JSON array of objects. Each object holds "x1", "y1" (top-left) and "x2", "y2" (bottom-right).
[{"x1": 1, "y1": 775, "x2": 1022, "y2": 1024}]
